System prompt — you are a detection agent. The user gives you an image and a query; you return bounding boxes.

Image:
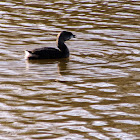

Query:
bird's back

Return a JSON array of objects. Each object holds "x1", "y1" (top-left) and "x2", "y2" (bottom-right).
[{"x1": 25, "y1": 47, "x2": 63, "y2": 59}]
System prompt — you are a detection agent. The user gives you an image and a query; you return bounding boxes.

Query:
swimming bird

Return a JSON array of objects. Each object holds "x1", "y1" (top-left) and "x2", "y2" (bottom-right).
[{"x1": 25, "y1": 31, "x2": 75, "y2": 60}]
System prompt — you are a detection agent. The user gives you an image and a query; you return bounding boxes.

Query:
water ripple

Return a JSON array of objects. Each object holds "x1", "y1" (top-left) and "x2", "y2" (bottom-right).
[{"x1": 0, "y1": 0, "x2": 140, "y2": 139}]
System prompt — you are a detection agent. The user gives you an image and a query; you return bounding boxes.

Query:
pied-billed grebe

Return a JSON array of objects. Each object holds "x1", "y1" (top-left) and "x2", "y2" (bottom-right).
[{"x1": 25, "y1": 31, "x2": 75, "y2": 60}]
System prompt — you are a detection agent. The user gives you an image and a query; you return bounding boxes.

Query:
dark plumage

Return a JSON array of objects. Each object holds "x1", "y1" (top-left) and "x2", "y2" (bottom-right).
[{"x1": 25, "y1": 31, "x2": 75, "y2": 60}]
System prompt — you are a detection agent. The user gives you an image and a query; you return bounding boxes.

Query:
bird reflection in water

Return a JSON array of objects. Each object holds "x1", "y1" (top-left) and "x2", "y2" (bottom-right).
[{"x1": 25, "y1": 58, "x2": 70, "y2": 82}]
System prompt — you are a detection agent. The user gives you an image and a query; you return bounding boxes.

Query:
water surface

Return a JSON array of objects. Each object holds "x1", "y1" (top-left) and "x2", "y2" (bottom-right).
[{"x1": 0, "y1": 0, "x2": 140, "y2": 139}]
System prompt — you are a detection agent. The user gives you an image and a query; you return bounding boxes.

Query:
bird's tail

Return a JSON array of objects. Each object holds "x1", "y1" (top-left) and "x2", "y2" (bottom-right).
[{"x1": 24, "y1": 50, "x2": 32, "y2": 59}]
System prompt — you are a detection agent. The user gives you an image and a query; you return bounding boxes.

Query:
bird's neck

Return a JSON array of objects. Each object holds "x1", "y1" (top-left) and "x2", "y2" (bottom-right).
[{"x1": 57, "y1": 39, "x2": 69, "y2": 57}]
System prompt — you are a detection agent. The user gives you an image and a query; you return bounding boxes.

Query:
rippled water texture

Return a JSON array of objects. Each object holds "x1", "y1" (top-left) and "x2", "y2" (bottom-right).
[{"x1": 0, "y1": 0, "x2": 140, "y2": 139}]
